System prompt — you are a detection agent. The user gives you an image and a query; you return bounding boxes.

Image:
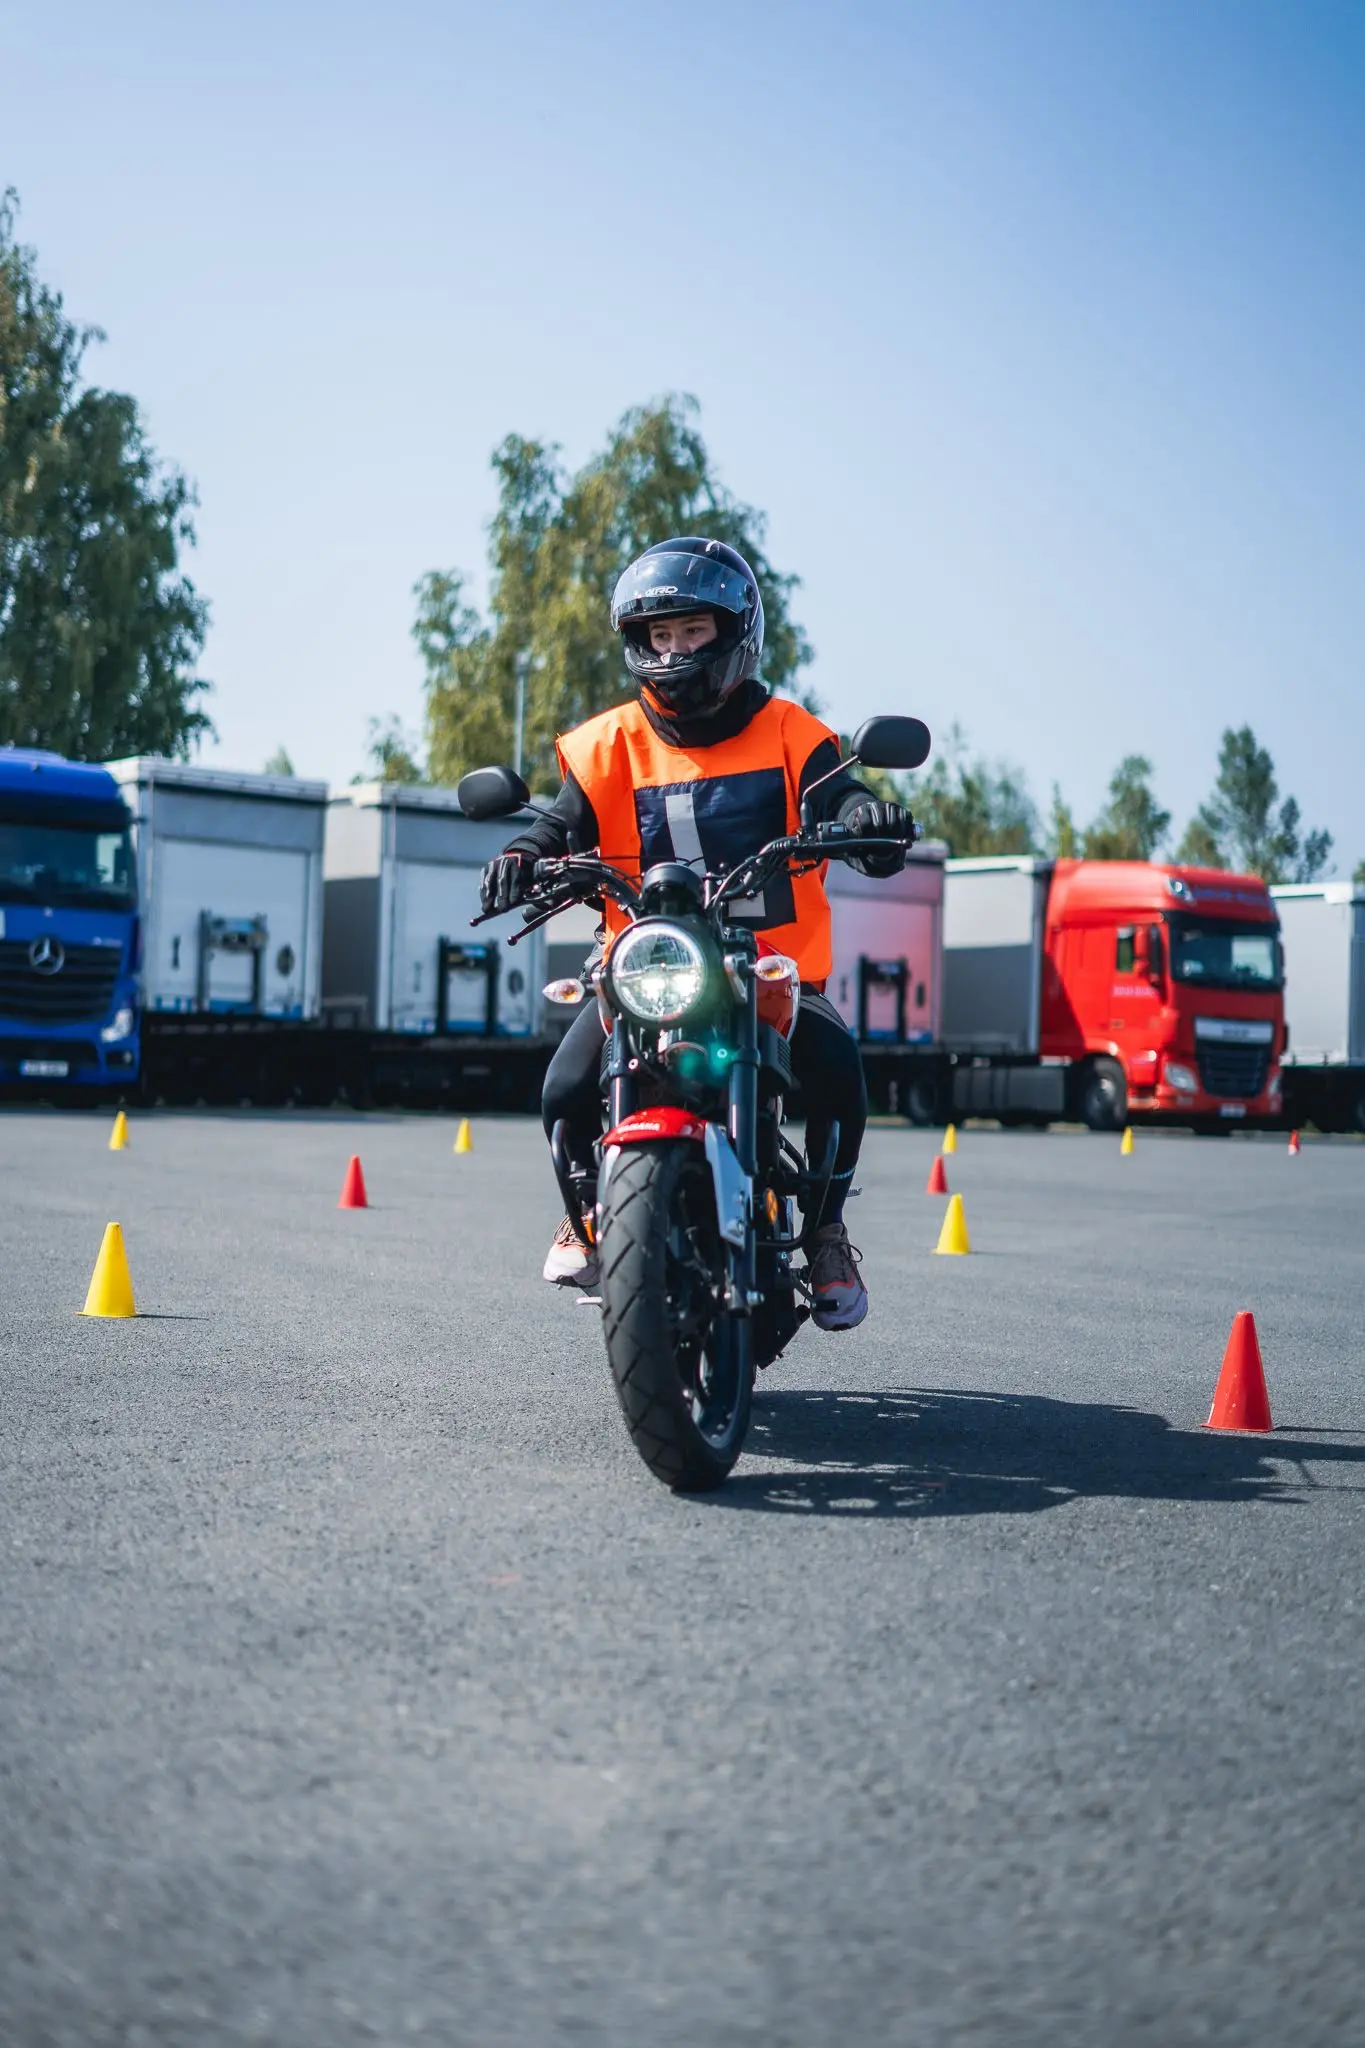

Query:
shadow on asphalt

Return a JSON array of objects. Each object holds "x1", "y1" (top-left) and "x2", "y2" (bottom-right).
[{"x1": 715, "y1": 1387, "x2": 1365, "y2": 1518}]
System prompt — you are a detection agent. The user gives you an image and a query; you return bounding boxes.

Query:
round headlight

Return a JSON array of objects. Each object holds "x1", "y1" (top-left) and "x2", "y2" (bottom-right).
[{"x1": 609, "y1": 923, "x2": 709, "y2": 1024}]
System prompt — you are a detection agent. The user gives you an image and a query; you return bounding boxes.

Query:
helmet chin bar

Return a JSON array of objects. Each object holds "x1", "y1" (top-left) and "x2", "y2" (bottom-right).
[
  {"x1": 625, "y1": 617, "x2": 746, "y2": 716},
  {"x1": 642, "y1": 673, "x2": 732, "y2": 718}
]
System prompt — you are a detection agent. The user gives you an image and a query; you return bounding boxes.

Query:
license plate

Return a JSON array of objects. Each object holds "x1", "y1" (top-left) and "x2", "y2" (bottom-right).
[
  {"x1": 1218, "y1": 1102, "x2": 1247, "y2": 1117},
  {"x1": 20, "y1": 1059, "x2": 69, "y2": 1078}
]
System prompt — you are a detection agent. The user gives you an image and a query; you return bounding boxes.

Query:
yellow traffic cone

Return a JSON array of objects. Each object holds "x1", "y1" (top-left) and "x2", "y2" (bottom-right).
[
  {"x1": 108, "y1": 1110, "x2": 129, "y2": 1151},
  {"x1": 1120, "y1": 1126, "x2": 1134, "y2": 1156},
  {"x1": 942, "y1": 1123, "x2": 958, "y2": 1156},
  {"x1": 453, "y1": 1118, "x2": 473, "y2": 1155},
  {"x1": 80, "y1": 1222, "x2": 137, "y2": 1318},
  {"x1": 934, "y1": 1192, "x2": 972, "y2": 1255}
]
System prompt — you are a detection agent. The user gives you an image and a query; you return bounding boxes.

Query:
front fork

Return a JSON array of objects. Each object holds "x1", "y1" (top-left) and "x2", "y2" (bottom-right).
[
  {"x1": 725, "y1": 969, "x2": 760, "y2": 1312},
  {"x1": 551, "y1": 1019, "x2": 637, "y2": 1252},
  {"x1": 569, "y1": 1010, "x2": 761, "y2": 1319}
]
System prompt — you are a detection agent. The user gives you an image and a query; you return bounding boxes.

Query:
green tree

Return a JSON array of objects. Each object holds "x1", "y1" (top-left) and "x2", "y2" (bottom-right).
[
  {"x1": 1354, "y1": 858, "x2": 1365, "y2": 886},
  {"x1": 419, "y1": 397, "x2": 813, "y2": 789},
  {"x1": 263, "y1": 745, "x2": 295, "y2": 776},
  {"x1": 1045, "y1": 784, "x2": 1080, "y2": 859},
  {"x1": 1175, "y1": 814, "x2": 1226, "y2": 869},
  {"x1": 354, "y1": 714, "x2": 424, "y2": 785},
  {"x1": 1176, "y1": 725, "x2": 1331, "y2": 882},
  {"x1": 0, "y1": 191, "x2": 211, "y2": 759},
  {"x1": 904, "y1": 724, "x2": 1038, "y2": 855},
  {"x1": 1082, "y1": 755, "x2": 1170, "y2": 861}
]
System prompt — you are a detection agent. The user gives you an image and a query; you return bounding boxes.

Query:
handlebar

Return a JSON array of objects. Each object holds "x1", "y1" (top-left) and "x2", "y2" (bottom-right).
[{"x1": 472, "y1": 818, "x2": 918, "y2": 933}]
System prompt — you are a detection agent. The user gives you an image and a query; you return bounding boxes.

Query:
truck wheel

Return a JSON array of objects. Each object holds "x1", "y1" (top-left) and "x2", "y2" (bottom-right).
[
  {"x1": 902, "y1": 1074, "x2": 941, "y2": 1127},
  {"x1": 1078, "y1": 1058, "x2": 1126, "y2": 1132}
]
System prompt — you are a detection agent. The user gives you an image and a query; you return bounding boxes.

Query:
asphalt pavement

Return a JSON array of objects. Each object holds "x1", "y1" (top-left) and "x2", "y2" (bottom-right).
[{"x1": 2, "y1": 1108, "x2": 1364, "y2": 2047}]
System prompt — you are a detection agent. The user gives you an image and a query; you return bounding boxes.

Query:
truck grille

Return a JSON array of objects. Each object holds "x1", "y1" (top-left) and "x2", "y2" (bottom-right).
[
  {"x1": 0, "y1": 1037, "x2": 101, "y2": 1070},
  {"x1": 0, "y1": 940, "x2": 121, "y2": 1022},
  {"x1": 1197, "y1": 1044, "x2": 1268, "y2": 1099}
]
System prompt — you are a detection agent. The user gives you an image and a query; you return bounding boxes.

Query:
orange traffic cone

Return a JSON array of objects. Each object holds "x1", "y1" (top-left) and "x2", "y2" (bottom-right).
[
  {"x1": 1288, "y1": 1129, "x2": 1301, "y2": 1156},
  {"x1": 1205, "y1": 1311, "x2": 1273, "y2": 1433},
  {"x1": 926, "y1": 1154, "x2": 949, "y2": 1195},
  {"x1": 338, "y1": 1155, "x2": 369, "y2": 1209}
]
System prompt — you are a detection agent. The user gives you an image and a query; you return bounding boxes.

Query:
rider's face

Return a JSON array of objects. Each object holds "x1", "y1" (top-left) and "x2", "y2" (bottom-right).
[{"x1": 648, "y1": 612, "x2": 718, "y2": 658}]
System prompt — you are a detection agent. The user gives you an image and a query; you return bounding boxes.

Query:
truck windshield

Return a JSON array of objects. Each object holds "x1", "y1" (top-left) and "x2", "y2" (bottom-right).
[
  {"x1": 1167, "y1": 915, "x2": 1281, "y2": 992},
  {"x1": 0, "y1": 817, "x2": 137, "y2": 908}
]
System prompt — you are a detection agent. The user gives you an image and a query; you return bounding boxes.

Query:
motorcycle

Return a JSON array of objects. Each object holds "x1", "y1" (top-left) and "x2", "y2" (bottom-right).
[{"x1": 459, "y1": 715, "x2": 931, "y2": 1492}]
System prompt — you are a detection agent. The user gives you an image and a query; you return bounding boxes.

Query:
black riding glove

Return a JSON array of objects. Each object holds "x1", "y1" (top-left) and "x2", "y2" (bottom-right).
[
  {"x1": 842, "y1": 798, "x2": 915, "y2": 876},
  {"x1": 480, "y1": 851, "x2": 535, "y2": 914}
]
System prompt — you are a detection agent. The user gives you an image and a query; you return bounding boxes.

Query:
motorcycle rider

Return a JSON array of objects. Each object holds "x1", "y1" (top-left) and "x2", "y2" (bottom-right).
[{"x1": 480, "y1": 536, "x2": 915, "y2": 1331}]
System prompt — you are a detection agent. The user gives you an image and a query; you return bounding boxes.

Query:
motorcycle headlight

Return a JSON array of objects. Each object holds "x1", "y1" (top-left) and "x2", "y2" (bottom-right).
[{"x1": 608, "y1": 922, "x2": 710, "y2": 1025}]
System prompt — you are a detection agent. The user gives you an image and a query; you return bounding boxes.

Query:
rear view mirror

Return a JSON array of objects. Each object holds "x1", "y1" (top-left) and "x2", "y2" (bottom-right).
[
  {"x1": 851, "y1": 717, "x2": 931, "y2": 772},
  {"x1": 457, "y1": 765, "x2": 531, "y2": 821}
]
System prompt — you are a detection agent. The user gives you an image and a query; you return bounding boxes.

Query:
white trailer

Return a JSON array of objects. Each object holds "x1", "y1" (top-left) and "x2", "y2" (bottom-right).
[
  {"x1": 1271, "y1": 883, "x2": 1365, "y2": 1131},
  {"x1": 825, "y1": 842, "x2": 945, "y2": 1044},
  {"x1": 940, "y1": 857, "x2": 1068, "y2": 1121},
  {"x1": 323, "y1": 783, "x2": 544, "y2": 1038},
  {"x1": 105, "y1": 758, "x2": 328, "y2": 1018}
]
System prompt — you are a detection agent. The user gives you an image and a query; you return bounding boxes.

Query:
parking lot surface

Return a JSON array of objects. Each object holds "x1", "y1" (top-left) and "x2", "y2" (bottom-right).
[{"x1": 3, "y1": 1110, "x2": 1363, "y2": 2046}]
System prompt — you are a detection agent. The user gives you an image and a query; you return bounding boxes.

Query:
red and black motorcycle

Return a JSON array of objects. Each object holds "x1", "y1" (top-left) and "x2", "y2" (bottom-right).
[{"x1": 459, "y1": 716, "x2": 930, "y2": 1491}]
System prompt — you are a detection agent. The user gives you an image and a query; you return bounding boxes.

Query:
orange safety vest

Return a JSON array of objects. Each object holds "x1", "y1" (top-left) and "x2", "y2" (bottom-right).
[{"x1": 556, "y1": 694, "x2": 837, "y2": 983}]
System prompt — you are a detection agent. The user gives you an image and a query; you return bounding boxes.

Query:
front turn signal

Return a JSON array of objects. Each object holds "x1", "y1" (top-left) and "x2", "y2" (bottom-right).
[{"x1": 544, "y1": 978, "x2": 587, "y2": 1006}]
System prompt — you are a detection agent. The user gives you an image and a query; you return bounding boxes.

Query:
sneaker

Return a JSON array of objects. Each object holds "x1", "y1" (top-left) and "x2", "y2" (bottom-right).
[
  {"x1": 542, "y1": 1215, "x2": 601, "y2": 1291},
  {"x1": 806, "y1": 1222, "x2": 868, "y2": 1331}
]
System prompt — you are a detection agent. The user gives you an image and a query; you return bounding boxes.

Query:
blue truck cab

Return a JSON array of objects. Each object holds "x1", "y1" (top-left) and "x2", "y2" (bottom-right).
[{"x1": 0, "y1": 749, "x2": 141, "y2": 1094}]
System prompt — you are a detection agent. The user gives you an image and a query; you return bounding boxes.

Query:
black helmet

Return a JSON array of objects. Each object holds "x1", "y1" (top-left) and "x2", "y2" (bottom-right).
[{"x1": 611, "y1": 536, "x2": 764, "y2": 717}]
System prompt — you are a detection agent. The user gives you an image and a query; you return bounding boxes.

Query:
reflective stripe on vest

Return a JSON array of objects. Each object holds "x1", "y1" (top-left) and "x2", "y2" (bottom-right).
[{"x1": 556, "y1": 695, "x2": 836, "y2": 983}]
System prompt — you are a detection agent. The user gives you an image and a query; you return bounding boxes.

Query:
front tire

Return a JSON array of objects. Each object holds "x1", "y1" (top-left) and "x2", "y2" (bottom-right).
[
  {"x1": 1077, "y1": 1057, "x2": 1127, "y2": 1132},
  {"x1": 598, "y1": 1142, "x2": 752, "y2": 1492}
]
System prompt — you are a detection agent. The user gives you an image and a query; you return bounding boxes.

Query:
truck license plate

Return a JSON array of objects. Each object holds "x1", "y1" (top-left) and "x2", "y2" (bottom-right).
[
  {"x1": 1218, "y1": 1103, "x2": 1246, "y2": 1117},
  {"x1": 20, "y1": 1060, "x2": 68, "y2": 1078}
]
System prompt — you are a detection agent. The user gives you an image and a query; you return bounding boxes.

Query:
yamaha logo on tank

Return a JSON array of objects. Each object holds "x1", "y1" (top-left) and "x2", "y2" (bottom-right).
[{"x1": 28, "y1": 935, "x2": 65, "y2": 975}]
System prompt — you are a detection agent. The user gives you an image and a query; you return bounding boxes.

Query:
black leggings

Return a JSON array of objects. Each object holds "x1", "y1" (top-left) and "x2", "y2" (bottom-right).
[{"x1": 541, "y1": 988, "x2": 868, "y2": 1225}]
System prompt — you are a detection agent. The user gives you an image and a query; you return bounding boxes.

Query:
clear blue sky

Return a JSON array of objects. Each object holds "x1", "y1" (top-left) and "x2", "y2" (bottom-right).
[{"x1": 8, "y1": 0, "x2": 1364, "y2": 863}]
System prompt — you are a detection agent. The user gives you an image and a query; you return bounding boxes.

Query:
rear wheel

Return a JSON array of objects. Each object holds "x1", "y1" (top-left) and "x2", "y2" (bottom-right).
[{"x1": 598, "y1": 1142, "x2": 752, "y2": 1491}]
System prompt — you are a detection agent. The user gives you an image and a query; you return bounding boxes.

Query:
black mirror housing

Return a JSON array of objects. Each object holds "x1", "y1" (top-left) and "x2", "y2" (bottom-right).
[
  {"x1": 850, "y1": 717, "x2": 932, "y2": 772},
  {"x1": 457, "y1": 764, "x2": 532, "y2": 821}
]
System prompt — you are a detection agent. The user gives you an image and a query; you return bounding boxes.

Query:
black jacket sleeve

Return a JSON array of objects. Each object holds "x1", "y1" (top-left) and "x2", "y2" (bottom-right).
[{"x1": 502, "y1": 773, "x2": 599, "y2": 860}]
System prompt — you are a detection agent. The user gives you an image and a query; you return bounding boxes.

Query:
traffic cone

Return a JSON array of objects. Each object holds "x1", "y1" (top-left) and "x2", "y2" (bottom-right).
[
  {"x1": 108, "y1": 1110, "x2": 129, "y2": 1151},
  {"x1": 942, "y1": 1123, "x2": 958, "y2": 1156},
  {"x1": 1288, "y1": 1129, "x2": 1301, "y2": 1156},
  {"x1": 934, "y1": 1192, "x2": 971, "y2": 1255},
  {"x1": 80, "y1": 1222, "x2": 137, "y2": 1318},
  {"x1": 338, "y1": 1155, "x2": 368, "y2": 1209},
  {"x1": 926, "y1": 1154, "x2": 949, "y2": 1195},
  {"x1": 1120, "y1": 1126, "x2": 1134, "y2": 1156},
  {"x1": 1205, "y1": 1311, "x2": 1273, "y2": 1433},
  {"x1": 453, "y1": 1118, "x2": 473, "y2": 1155}
]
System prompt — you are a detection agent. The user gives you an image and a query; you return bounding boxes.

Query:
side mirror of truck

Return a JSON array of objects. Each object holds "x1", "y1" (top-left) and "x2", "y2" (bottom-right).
[
  {"x1": 1135, "y1": 924, "x2": 1164, "y2": 985},
  {"x1": 850, "y1": 716, "x2": 932, "y2": 771},
  {"x1": 457, "y1": 765, "x2": 531, "y2": 821}
]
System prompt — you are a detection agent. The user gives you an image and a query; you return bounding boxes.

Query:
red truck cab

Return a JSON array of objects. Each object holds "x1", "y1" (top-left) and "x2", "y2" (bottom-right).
[{"x1": 1039, "y1": 861, "x2": 1284, "y2": 1128}]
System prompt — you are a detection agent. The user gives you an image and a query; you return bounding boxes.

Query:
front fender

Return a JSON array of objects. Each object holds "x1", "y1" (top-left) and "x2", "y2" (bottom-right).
[{"x1": 598, "y1": 1111, "x2": 751, "y2": 1250}]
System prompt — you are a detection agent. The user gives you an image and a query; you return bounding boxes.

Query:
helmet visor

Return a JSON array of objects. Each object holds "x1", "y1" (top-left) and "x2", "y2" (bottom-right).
[{"x1": 611, "y1": 550, "x2": 754, "y2": 631}]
